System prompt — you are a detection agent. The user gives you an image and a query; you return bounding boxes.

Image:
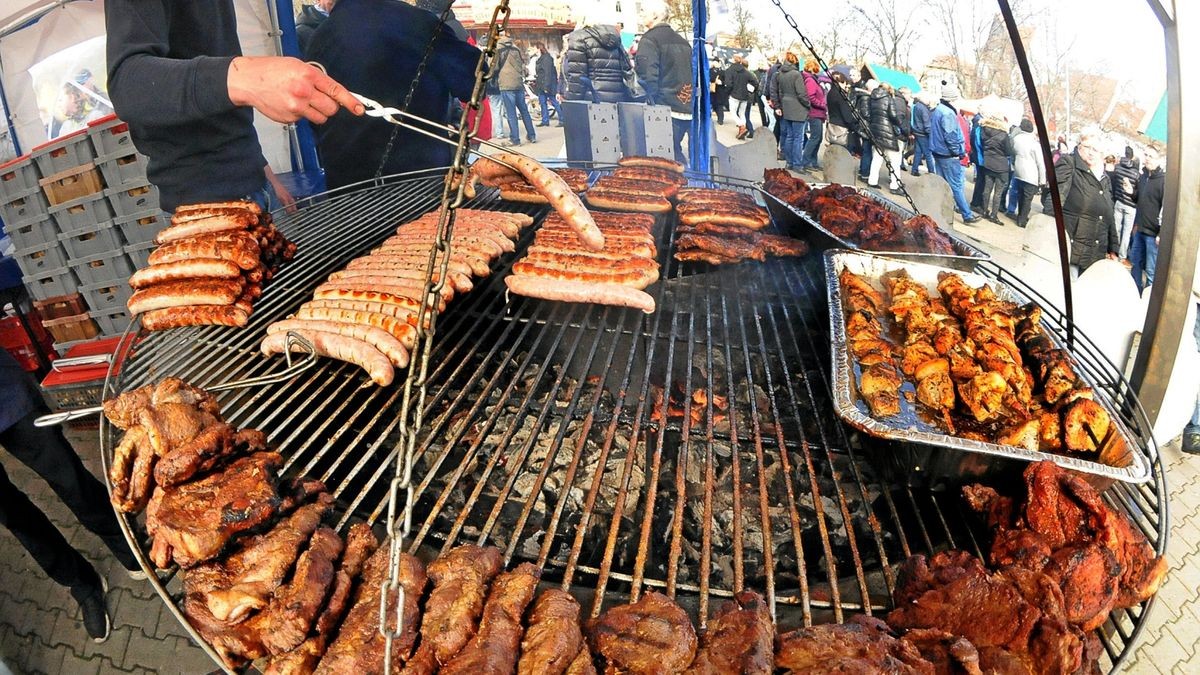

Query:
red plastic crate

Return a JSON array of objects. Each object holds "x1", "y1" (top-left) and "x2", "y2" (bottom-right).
[
  {"x1": 40, "y1": 335, "x2": 134, "y2": 410},
  {"x1": 1, "y1": 313, "x2": 55, "y2": 371}
]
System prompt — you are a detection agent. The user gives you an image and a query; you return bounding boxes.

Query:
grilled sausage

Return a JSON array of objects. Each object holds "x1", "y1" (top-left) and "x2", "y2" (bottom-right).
[
  {"x1": 300, "y1": 299, "x2": 424, "y2": 328},
  {"x1": 267, "y1": 319, "x2": 409, "y2": 368},
  {"x1": 174, "y1": 200, "x2": 261, "y2": 215},
  {"x1": 155, "y1": 213, "x2": 256, "y2": 244},
  {"x1": 505, "y1": 276, "x2": 656, "y2": 313},
  {"x1": 611, "y1": 166, "x2": 688, "y2": 185},
  {"x1": 149, "y1": 233, "x2": 262, "y2": 270},
  {"x1": 532, "y1": 236, "x2": 655, "y2": 258},
  {"x1": 261, "y1": 330, "x2": 394, "y2": 386},
  {"x1": 511, "y1": 263, "x2": 657, "y2": 289},
  {"x1": 327, "y1": 267, "x2": 474, "y2": 293},
  {"x1": 312, "y1": 289, "x2": 435, "y2": 314},
  {"x1": 127, "y1": 279, "x2": 244, "y2": 315},
  {"x1": 141, "y1": 305, "x2": 249, "y2": 330},
  {"x1": 592, "y1": 176, "x2": 680, "y2": 198},
  {"x1": 525, "y1": 246, "x2": 654, "y2": 263},
  {"x1": 359, "y1": 252, "x2": 490, "y2": 277},
  {"x1": 584, "y1": 190, "x2": 673, "y2": 213},
  {"x1": 170, "y1": 207, "x2": 258, "y2": 225},
  {"x1": 394, "y1": 223, "x2": 516, "y2": 250},
  {"x1": 481, "y1": 153, "x2": 604, "y2": 250},
  {"x1": 347, "y1": 255, "x2": 476, "y2": 279},
  {"x1": 315, "y1": 278, "x2": 453, "y2": 305},
  {"x1": 385, "y1": 231, "x2": 515, "y2": 254},
  {"x1": 374, "y1": 238, "x2": 502, "y2": 261},
  {"x1": 523, "y1": 251, "x2": 658, "y2": 272},
  {"x1": 129, "y1": 259, "x2": 242, "y2": 289},
  {"x1": 539, "y1": 226, "x2": 654, "y2": 243},
  {"x1": 293, "y1": 306, "x2": 419, "y2": 350},
  {"x1": 617, "y1": 155, "x2": 685, "y2": 173}
]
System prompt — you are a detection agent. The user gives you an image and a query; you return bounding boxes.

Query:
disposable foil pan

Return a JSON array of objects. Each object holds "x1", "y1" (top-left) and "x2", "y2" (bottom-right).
[
  {"x1": 825, "y1": 249, "x2": 1151, "y2": 485},
  {"x1": 761, "y1": 182, "x2": 990, "y2": 271}
]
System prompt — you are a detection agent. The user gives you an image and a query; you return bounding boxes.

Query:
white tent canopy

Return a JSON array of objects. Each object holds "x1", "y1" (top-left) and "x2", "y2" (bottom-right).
[{"x1": 0, "y1": 0, "x2": 292, "y2": 170}]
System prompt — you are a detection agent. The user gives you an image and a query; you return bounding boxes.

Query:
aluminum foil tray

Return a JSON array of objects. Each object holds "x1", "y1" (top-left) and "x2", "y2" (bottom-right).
[
  {"x1": 825, "y1": 249, "x2": 1151, "y2": 485},
  {"x1": 762, "y1": 181, "x2": 990, "y2": 270}
]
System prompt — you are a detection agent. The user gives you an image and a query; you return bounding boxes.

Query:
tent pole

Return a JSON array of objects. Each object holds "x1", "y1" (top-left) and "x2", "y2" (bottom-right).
[
  {"x1": 266, "y1": 0, "x2": 319, "y2": 173},
  {"x1": 689, "y1": 0, "x2": 711, "y2": 173}
]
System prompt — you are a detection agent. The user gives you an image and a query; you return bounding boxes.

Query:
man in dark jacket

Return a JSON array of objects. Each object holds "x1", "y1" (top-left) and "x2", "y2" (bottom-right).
[
  {"x1": 978, "y1": 114, "x2": 1012, "y2": 223},
  {"x1": 306, "y1": 0, "x2": 479, "y2": 187},
  {"x1": 824, "y1": 71, "x2": 856, "y2": 149},
  {"x1": 1129, "y1": 147, "x2": 1165, "y2": 294},
  {"x1": 854, "y1": 79, "x2": 875, "y2": 179},
  {"x1": 893, "y1": 86, "x2": 913, "y2": 169},
  {"x1": 562, "y1": 24, "x2": 631, "y2": 103},
  {"x1": 910, "y1": 91, "x2": 934, "y2": 175},
  {"x1": 635, "y1": 12, "x2": 694, "y2": 163},
  {"x1": 1055, "y1": 128, "x2": 1119, "y2": 276},
  {"x1": 106, "y1": 0, "x2": 363, "y2": 211},
  {"x1": 534, "y1": 43, "x2": 562, "y2": 127},
  {"x1": 1111, "y1": 145, "x2": 1141, "y2": 259},
  {"x1": 295, "y1": 0, "x2": 335, "y2": 57},
  {"x1": 725, "y1": 56, "x2": 756, "y2": 139},
  {"x1": 711, "y1": 61, "x2": 730, "y2": 124}
]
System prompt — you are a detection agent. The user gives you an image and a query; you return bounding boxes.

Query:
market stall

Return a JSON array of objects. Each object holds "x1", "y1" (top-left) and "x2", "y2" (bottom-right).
[{"x1": 7, "y1": 0, "x2": 1192, "y2": 673}]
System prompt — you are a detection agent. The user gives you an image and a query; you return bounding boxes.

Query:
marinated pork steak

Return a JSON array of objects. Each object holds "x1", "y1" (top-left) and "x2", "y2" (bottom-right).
[
  {"x1": 517, "y1": 589, "x2": 586, "y2": 675},
  {"x1": 441, "y1": 562, "x2": 542, "y2": 675},
  {"x1": 775, "y1": 615, "x2": 932, "y2": 674},
  {"x1": 586, "y1": 591, "x2": 697, "y2": 675},
  {"x1": 685, "y1": 590, "x2": 774, "y2": 675}
]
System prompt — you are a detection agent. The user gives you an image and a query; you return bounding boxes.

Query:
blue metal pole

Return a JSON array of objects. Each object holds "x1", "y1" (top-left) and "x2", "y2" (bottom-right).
[
  {"x1": 274, "y1": 0, "x2": 320, "y2": 173},
  {"x1": 689, "y1": 0, "x2": 711, "y2": 173}
]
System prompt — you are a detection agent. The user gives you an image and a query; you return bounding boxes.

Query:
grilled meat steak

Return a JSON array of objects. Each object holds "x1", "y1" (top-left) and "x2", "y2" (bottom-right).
[
  {"x1": 103, "y1": 377, "x2": 220, "y2": 430},
  {"x1": 775, "y1": 615, "x2": 932, "y2": 674},
  {"x1": 518, "y1": 589, "x2": 586, "y2": 675},
  {"x1": 316, "y1": 541, "x2": 428, "y2": 674},
  {"x1": 146, "y1": 451, "x2": 285, "y2": 568},
  {"x1": 586, "y1": 591, "x2": 697, "y2": 675},
  {"x1": 900, "y1": 629, "x2": 984, "y2": 675},
  {"x1": 153, "y1": 425, "x2": 266, "y2": 487},
  {"x1": 441, "y1": 562, "x2": 542, "y2": 675},
  {"x1": 258, "y1": 527, "x2": 344, "y2": 655},
  {"x1": 406, "y1": 544, "x2": 505, "y2": 670},
  {"x1": 685, "y1": 590, "x2": 774, "y2": 675}
]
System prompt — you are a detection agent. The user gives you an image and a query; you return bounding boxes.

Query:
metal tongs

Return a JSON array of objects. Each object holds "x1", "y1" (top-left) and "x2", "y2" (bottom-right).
[
  {"x1": 349, "y1": 91, "x2": 525, "y2": 174},
  {"x1": 34, "y1": 332, "x2": 319, "y2": 427}
]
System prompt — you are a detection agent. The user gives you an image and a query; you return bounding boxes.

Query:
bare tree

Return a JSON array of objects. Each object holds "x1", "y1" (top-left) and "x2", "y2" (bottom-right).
[
  {"x1": 664, "y1": 0, "x2": 694, "y2": 34},
  {"x1": 809, "y1": 8, "x2": 870, "y2": 66},
  {"x1": 851, "y1": 0, "x2": 925, "y2": 70},
  {"x1": 928, "y1": 0, "x2": 1038, "y2": 98},
  {"x1": 729, "y1": 3, "x2": 762, "y2": 50}
]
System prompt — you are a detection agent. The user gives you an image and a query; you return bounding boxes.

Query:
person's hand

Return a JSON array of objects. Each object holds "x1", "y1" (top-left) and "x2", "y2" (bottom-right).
[
  {"x1": 266, "y1": 168, "x2": 297, "y2": 214},
  {"x1": 227, "y1": 56, "x2": 364, "y2": 124}
]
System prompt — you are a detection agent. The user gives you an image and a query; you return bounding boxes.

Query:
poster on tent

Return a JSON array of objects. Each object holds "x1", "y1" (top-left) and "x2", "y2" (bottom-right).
[{"x1": 28, "y1": 35, "x2": 112, "y2": 141}]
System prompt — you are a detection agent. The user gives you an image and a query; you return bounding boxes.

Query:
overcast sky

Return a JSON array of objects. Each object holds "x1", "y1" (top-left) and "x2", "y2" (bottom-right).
[{"x1": 708, "y1": 0, "x2": 1168, "y2": 109}]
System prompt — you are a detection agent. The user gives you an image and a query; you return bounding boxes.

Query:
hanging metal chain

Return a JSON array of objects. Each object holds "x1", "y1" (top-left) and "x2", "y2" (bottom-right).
[
  {"x1": 767, "y1": 0, "x2": 921, "y2": 215},
  {"x1": 378, "y1": 3, "x2": 511, "y2": 672},
  {"x1": 374, "y1": 4, "x2": 458, "y2": 179}
]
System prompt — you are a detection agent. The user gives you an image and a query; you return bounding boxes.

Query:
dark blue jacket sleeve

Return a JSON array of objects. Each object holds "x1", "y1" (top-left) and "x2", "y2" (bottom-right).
[{"x1": 105, "y1": 0, "x2": 238, "y2": 126}]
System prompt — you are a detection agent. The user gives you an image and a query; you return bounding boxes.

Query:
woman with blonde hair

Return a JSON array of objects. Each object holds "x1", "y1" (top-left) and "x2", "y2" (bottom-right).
[{"x1": 797, "y1": 58, "x2": 828, "y2": 172}]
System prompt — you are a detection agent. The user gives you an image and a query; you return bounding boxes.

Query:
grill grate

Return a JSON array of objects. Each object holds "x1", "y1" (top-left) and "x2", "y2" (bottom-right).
[{"x1": 103, "y1": 170, "x2": 1167, "y2": 672}]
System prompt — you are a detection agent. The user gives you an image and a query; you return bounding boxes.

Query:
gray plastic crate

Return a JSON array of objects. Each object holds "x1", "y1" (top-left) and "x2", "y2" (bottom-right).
[
  {"x1": 69, "y1": 250, "x2": 135, "y2": 285},
  {"x1": 106, "y1": 182, "x2": 159, "y2": 216},
  {"x1": 96, "y1": 151, "x2": 148, "y2": 188},
  {"x1": 59, "y1": 221, "x2": 125, "y2": 260},
  {"x1": 49, "y1": 192, "x2": 116, "y2": 232},
  {"x1": 0, "y1": 156, "x2": 40, "y2": 201},
  {"x1": 80, "y1": 279, "x2": 133, "y2": 313},
  {"x1": 124, "y1": 241, "x2": 155, "y2": 269},
  {"x1": 23, "y1": 266, "x2": 80, "y2": 301},
  {"x1": 89, "y1": 307, "x2": 134, "y2": 336},
  {"x1": 114, "y1": 209, "x2": 166, "y2": 245},
  {"x1": 0, "y1": 187, "x2": 51, "y2": 227},
  {"x1": 15, "y1": 240, "x2": 70, "y2": 276},
  {"x1": 3, "y1": 213, "x2": 58, "y2": 250},
  {"x1": 32, "y1": 132, "x2": 97, "y2": 177},
  {"x1": 88, "y1": 117, "x2": 136, "y2": 157}
]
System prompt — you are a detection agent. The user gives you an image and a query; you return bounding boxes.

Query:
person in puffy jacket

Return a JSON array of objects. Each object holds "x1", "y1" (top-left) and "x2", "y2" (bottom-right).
[
  {"x1": 1010, "y1": 118, "x2": 1045, "y2": 228},
  {"x1": 978, "y1": 113, "x2": 1013, "y2": 223},
  {"x1": 635, "y1": 9, "x2": 694, "y2": 163},
  {"x1": 1129, "y1": 147, "x2": 1165, "y2": 294},
  {"x1": 775, "y1": 53, "x2": 810, "y2": 170},
  {"x1": 797, "y1": 59, "x2": 827, "y2": 171},
  {"x1": 910, "y1": 91, "x2": 935, "y2": 175},
  {"x1": 854, "y1": 79, "x2": 876, "y2": 178},
  {"x1": 866, "y1": 83, "x2": 903, "y2": 191},
  {"x1": 1055, "y1": 127, "x2": 1118, "y2": 276},
  {"x1": 824, "y1": 71, "x2": 855, "y2": 149},
  {"x1": 562, "y1": 23, "x2": 632, "y2": 104},
  {"x1": 724, "y1": 56, "x2": 757, "y2": 139}
]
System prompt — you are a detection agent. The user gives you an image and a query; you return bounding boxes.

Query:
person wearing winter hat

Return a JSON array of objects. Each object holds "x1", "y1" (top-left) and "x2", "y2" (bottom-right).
[{"x1": 929, "y1": 82, "x2": 980, "y2": 223}]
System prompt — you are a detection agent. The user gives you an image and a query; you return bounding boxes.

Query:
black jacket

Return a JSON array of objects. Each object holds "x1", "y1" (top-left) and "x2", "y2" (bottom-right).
[
  {"x1": 562, "y1": 26, "x2": 630, "y2": 103},
  {"x1": 635, "y1": 23, "x2": 693, "y2": 114},
  {"x1": 295, "y1": 4, "x2": 327, "y2": 57},
  {"x1": 724, "y1": 62, "x2": 755, "y2": 102},
  {"x1": 911, "y1": 100, "x2": 932, "y2": 136},
  {"x1": 1055, "y1": 150, "x2": 1118, "y2": 271},
  {"x1": 105, "y1": 0, "x2": 265, "y2": 211},
  {"x1": 892, "y1": 95, "x2": 912, "y2": 137},
  {"x1": 1133, "y1": 167, "x2": 1166, "y2": 236},
  {"x1": 826, "y1": 84, "x2": 855, "y2": 128},
  {"x1": 866, "y1": 88, "x2": 901, "y2": 151},
  {"x1": 308, "y1": 0, "x2": 478, "y2": 189},
  {"x1": 853, "y1": 86, "x2": 872, "y2": 135},
  {"x1": 1111, "y1": 157, "x2": 1140, "y2": 207},
  {"x1": 980, "y1": 123, "x2": 1012, "y2": 174},
  {"x1": 535, "y1": 52, "x2": 557, "y2": 95}
]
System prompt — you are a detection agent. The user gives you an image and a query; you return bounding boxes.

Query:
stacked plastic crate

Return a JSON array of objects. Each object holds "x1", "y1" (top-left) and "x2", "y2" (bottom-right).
[{"x1": 0, "y1": 113, "x2": 165, "y2": 353}]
